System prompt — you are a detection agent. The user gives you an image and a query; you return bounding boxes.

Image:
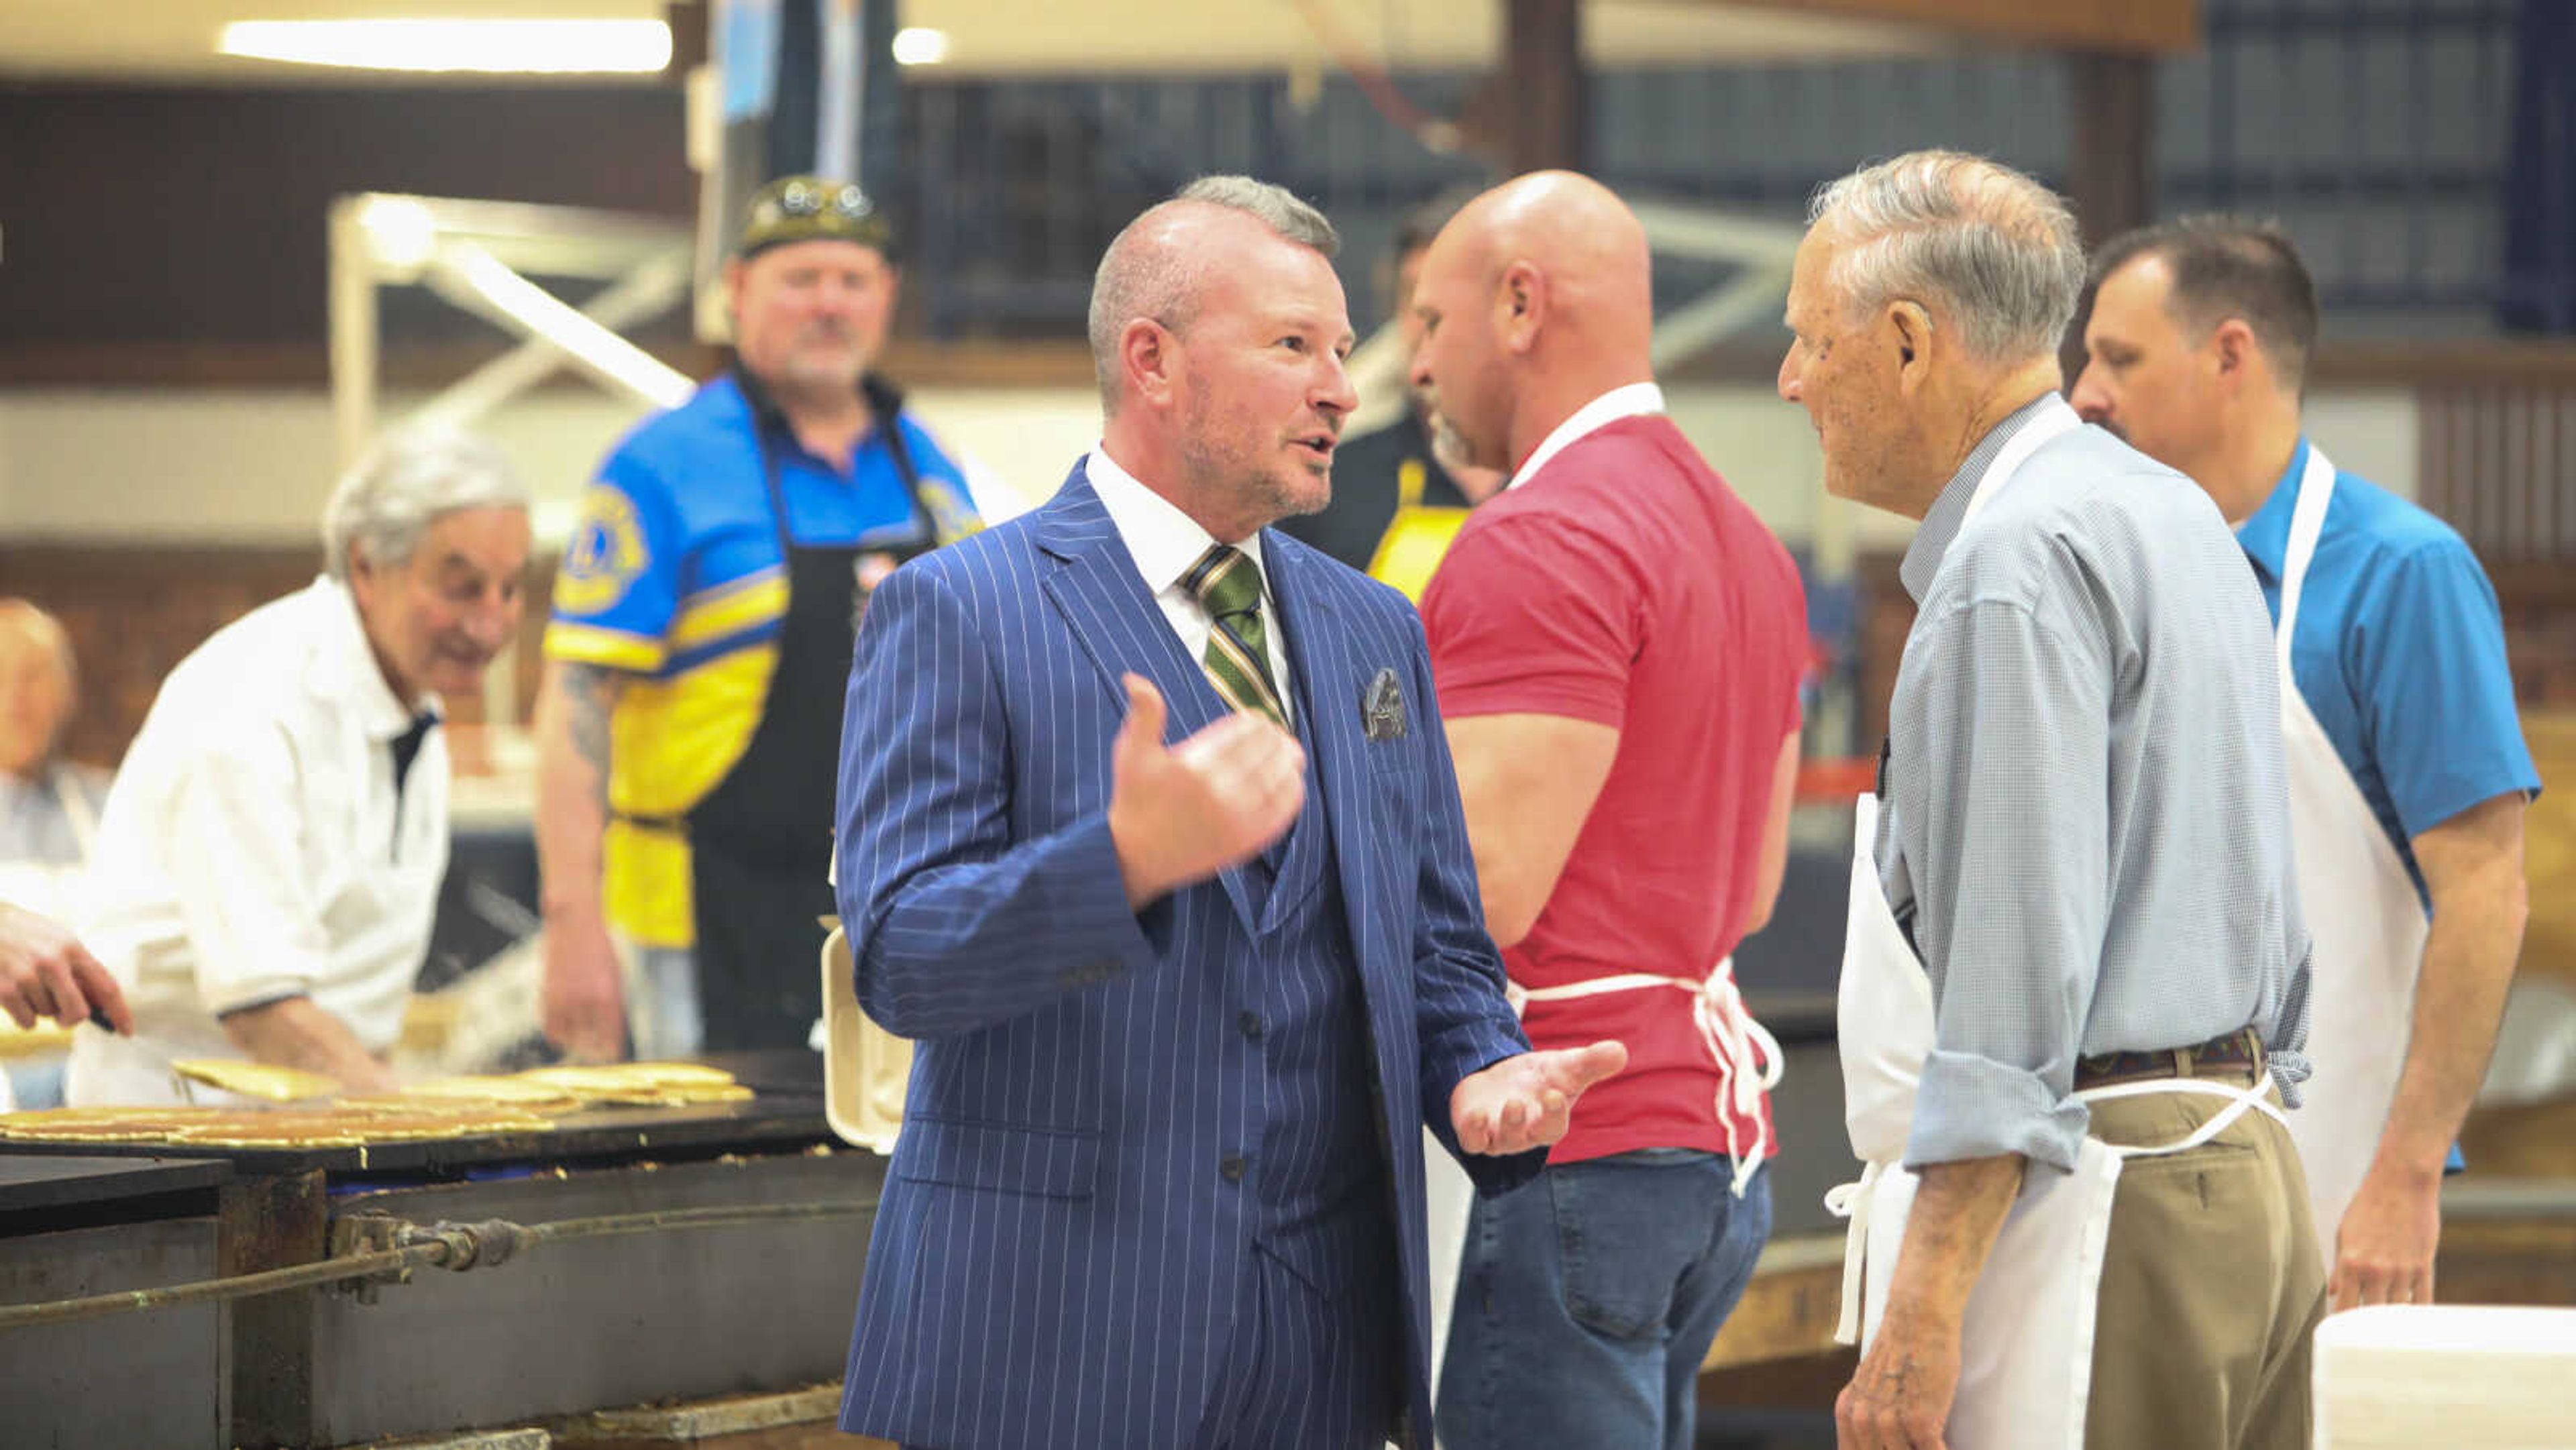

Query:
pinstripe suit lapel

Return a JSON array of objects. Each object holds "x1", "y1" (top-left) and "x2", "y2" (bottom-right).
[
  {"x1": 1037, "y1": 463, "x2": 1259, "y2": 936},
  {"x1": 1267, "y1": 538, "x2": 1381, "y2": 974}
]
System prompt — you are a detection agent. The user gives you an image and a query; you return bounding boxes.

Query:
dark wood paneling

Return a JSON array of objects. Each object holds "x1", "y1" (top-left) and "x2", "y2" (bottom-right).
[
  {"x1": 0, "y1": 84, "x2": 694, "y2": 351},
  {"x1": 2418, "y1": 388, "x2": 2576, "y2": 566}
]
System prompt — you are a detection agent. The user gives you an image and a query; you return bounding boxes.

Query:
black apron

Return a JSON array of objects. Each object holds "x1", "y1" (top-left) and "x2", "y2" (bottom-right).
[{"x1": 687, "y1": 372, "x2": 932, "y2": 1052}]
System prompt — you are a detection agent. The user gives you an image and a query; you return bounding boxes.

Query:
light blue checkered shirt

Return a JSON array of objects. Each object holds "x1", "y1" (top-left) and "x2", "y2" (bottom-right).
[{"x1": 1878, "y1": 394, "x2": 2313, "y2": 1174}]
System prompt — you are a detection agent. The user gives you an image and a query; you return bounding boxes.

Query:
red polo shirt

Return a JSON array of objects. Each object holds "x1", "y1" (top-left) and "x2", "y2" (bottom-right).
[{"x1": 1422, "y1": 412, "x2": 1807, "y2": 1166}]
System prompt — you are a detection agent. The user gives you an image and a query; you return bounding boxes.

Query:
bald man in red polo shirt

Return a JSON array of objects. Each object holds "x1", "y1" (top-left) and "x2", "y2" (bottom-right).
[{"x1": 1408, "y1": 171, "x2": 1809, "y2": 1450}]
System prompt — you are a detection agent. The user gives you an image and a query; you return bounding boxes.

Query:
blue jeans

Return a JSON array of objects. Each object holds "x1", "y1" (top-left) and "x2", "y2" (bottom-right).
[{"x1": 1438, "y1": 1153, "x2": 1772, "y2": 1450}]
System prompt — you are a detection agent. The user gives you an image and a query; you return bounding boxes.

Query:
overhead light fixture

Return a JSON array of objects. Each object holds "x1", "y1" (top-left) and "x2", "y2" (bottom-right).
[
  {"x1": 890, "y1": 27, "x2": 950, "y2": 66},
  {"x1": 217, "y1": 19, "x2": 674, "y2": 74}
]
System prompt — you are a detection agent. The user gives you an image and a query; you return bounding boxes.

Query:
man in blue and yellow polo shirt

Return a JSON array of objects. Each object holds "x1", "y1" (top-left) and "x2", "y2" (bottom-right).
[
  {"x1": 535, "y1": 176, "x2": 981, "y2": 1060},
  {"x1": 2075, "y1": 218, "x2": 2539, "y2": 1318}
]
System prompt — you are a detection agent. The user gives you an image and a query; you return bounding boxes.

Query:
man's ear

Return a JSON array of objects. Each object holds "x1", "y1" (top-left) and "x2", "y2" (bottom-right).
[
  {"x1": 2210, "y1": 318, "x2": 2258, "y2": 384},
  {"x1": 1497, "y1": 260, "x2": 1548, "y2": 355},
  {"x1": 1121, "y1": 318, "x2": 1178, "y2": 407},
  {"x1": 1889, "y1": 300, "x2": 1935, "y2": 395}
]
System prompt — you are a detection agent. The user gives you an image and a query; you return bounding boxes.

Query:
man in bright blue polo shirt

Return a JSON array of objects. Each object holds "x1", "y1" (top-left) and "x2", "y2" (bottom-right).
[
  {"x1": 534, "y1": 176, "x2": 984, "y2": 1061},
  {"x1": 2074, "y1": 218, "x2": 2538, "y2": 1315}
]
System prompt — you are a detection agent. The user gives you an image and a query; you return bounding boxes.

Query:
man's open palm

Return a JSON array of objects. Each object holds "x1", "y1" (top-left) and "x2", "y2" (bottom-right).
[{"x1": 1451, "y1": 1040, "x2": 1628, "y2": 1155}]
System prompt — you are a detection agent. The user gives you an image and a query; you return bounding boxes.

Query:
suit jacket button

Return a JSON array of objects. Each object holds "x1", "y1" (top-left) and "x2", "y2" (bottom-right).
[
  {"x1": 1238, "y1": 1011, "x2": 1264, "y2": 1040},
  {"x1": 1220, "y1": 1154, "x2": 1246, "y2": 1183}
]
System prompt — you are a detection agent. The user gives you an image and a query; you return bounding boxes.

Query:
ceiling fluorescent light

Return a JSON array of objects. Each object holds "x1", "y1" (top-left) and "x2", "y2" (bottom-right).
[
  {"x1": 890, "y1": 28, "x2": 950, "y2": 66},
  {"x1": 218, "y1": 19, "x2": 673, "y2": 74}
]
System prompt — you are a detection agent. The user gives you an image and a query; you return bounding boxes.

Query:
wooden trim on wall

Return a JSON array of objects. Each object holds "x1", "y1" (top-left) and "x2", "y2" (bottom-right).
[
  {"x1": 0, "y1": 545, "x2": 553, "y2": 768},
  {"x1": 2312, "y1": 343, "x2": 2576, "y2": 390},
  {"x1": 1665, "y1": 340, "x2": 2576, "y2": 392},
  {"x1": 1707, "y1": 0, "x2": 2198, "y2": 54},
  {"x1": 0, "y1": 339, "x2": 1099, "y2": 392}
]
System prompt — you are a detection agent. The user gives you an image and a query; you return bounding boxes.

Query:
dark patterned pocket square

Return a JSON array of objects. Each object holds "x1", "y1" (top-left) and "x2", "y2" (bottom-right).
[{"x1": 1362, "y1": 668, "x2": 1408, "y2": 742}]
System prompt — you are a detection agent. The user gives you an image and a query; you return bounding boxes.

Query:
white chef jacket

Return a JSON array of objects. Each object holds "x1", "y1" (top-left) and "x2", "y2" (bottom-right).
[{"x1": 66, "y1": 577, "x2": 447, "y2": 1104}]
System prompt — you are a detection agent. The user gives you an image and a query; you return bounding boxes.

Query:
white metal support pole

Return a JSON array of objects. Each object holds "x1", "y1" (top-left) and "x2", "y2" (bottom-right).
[
  {"x1": 327, "y1": 198, "x2": 382, "y2": 473},
  {"x1": 421, "y1": 243, "x2": 695, "y2": 410},
  {"x1": 402, "y1": 249, "x2": 695, "y2": 437}
]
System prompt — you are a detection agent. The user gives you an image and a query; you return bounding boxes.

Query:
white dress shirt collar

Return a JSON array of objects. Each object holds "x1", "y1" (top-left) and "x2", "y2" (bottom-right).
[
  {"x1": 1082, "y1": 446, "x2": 1293, "y2": 724},
  {"x1": 1506, "y1": 381, "x2": 1668, "y2": 492},
  {"x1": 1084, "y1": 447, "x2": 1273, "y2": 602}
]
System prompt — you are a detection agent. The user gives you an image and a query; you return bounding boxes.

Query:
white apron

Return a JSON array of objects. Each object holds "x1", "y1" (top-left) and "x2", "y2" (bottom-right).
[
  {"x1": 0, "y1": 773, "x2": 99, "y2": 1111},
  {"x1": 0, "y1": 768, "x2": 100, "y2": 923},
  {"x1": 1825, "y1": 398, "x2": 2290, "y2": 1447},
  {"x1": 2270, "y1": 444, "x2": 2430, "y2": 1260},
  {"x1": 1422, "y1": 957, "x2": 1782, "y2": 1414}
]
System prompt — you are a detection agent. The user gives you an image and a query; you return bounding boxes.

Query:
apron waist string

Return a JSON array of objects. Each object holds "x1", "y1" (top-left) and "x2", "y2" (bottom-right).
[
  {"x1": 1826, "y1": 1067, "x2": 2288, "y2": 1347},
  {"x1": 1507, "y1": 962, "x2": 1782, "y2": 1197}
]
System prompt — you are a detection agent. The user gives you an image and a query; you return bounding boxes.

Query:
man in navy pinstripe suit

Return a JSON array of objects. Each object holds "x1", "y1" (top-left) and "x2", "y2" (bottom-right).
[{"x1": 833, "y1": 176, "x2": 1628, "y2": 1450}]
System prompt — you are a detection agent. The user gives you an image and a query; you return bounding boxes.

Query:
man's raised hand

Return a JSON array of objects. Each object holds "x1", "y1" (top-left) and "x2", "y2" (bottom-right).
[{"x1": 1108, "y1": 674, "x2": 1305, "y2": 908}]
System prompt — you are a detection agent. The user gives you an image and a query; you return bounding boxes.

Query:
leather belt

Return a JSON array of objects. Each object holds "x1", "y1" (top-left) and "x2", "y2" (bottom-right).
[{"x1": 2075, "y1": 1026, "x2": 2264, "y2": 1091}]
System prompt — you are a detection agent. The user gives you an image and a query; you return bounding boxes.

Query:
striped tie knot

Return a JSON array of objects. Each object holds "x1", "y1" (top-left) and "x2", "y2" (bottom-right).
[{"x1": 1183, "y1": 544, "x2": 1286, "y2": 727}]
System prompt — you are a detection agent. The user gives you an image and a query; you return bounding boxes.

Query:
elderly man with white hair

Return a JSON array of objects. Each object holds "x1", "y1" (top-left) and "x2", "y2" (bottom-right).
[
  {"x1": 66, "y1": 429, "x2": 531, "y2": 1105},
  {"x1": 1780, "y1": 152, "x2": 2322, "y2": 1450}
]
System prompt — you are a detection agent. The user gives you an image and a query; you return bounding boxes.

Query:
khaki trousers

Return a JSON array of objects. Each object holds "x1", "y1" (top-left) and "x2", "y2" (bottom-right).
[{"x1": 2084, "y1": 1071, "x2": 2327, "y2": 1450}]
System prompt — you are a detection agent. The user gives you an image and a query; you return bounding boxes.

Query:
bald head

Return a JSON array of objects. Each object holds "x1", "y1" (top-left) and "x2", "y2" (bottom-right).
[
  {"x1": 1437, "y1": 170, "x2": 1654, "y2": 368},
  {"x1": 1087, "y1": 176, "x2": 1339, "y2": 414},
  {"x1": 0, "y1": 600, "x2": 77, "y2": 777},
  {"x1": 1406, "y1": 170, "x2": 1658, "y2": 477}
]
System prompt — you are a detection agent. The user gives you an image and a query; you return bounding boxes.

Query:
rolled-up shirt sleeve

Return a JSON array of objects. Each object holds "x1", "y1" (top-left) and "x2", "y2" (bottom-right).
[
  {"x1": 162, "y1": 720, "x2": 335, "y2": 1017},
  {"x1": 1896, "y1": 592, "x2": 2110, "y2": 1174}
]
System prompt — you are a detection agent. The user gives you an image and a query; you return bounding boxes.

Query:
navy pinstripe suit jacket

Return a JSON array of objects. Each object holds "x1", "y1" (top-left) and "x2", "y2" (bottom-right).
[{"x1": 831, "y1": 465, "x2": 1539, "y2": 1450}]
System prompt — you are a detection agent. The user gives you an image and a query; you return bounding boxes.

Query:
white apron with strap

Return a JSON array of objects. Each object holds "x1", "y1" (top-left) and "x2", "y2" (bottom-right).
[
  {"x1": 1420, "y1": 955, "x2": 1782, "y2": 1417},
  {"x1": 1824, "y1": 396, "x2": 2290, "y2": 1447},
  {"x1": 2271, "y1": 443, "x2": 2430, "y2": 1260}
]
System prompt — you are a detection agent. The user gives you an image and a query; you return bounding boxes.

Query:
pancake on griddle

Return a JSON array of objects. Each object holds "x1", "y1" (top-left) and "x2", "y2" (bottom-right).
[{"x1": 170, "y1": 1059, "x2": 339, "y2": 1103}]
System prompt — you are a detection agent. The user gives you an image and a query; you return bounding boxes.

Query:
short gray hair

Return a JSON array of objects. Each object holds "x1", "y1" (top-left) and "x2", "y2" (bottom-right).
[
  {"x1": 1087, "y1": 175, "x2": 1341, "y2": 411},
  {"x1": 1807, "y1": 150, "x2": 2086, "y2": 366},
  {"x1": 322, "y1": 427, "x2": 529, "y2": 581}
]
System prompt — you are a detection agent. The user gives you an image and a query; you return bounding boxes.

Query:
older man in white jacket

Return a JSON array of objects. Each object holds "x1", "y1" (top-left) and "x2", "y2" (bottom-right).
[{"x1": 67, "y1": 430, "x2": 530, "y2": 1105}]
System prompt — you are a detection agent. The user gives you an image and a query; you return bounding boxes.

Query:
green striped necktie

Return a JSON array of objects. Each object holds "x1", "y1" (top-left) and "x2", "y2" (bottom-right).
[{"x1": 1183, "y1": 543, "x2": 1287, "y2": 728}]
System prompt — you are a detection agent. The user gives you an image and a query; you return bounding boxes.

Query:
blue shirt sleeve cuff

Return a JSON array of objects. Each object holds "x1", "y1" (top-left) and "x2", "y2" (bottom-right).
[
  {"x1": 2265, "y1": 1046, "x2": 2308, "y2": 1109},
  {"x1": 1904, "y1": 1050, "x2": 2091, "y2": 1174}
]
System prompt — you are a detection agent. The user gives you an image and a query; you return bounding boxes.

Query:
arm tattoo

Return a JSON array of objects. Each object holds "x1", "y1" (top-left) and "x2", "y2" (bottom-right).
[{"x1": 560, "y1": 662, "x2": 625, "y2": 805}]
